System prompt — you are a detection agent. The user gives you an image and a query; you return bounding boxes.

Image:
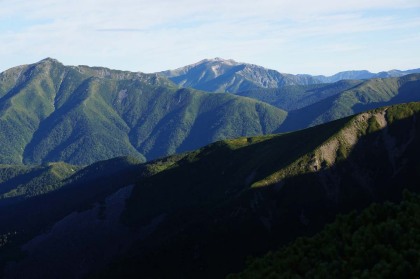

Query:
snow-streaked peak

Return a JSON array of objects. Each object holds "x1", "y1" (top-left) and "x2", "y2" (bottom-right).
[{"x1": 205, "y1": 57, "x2": 238, "y2": 65}]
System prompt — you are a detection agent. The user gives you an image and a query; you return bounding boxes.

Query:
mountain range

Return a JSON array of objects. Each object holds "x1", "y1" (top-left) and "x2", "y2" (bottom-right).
[
  {"x1": 1, "y1": 58, "x2": 419, "y2": 166},
  {"x1": 160, "y1": 57, "x2": 420, "y2": 92},
  {"x1": 0, "y1": 102, "x2": 419, "y2": 278},
  {"x1": 315, "y1": 68, "x2": 420, "y2": 83},
  {"x1": 159, "y1": 58, "x2": 319, "y2": 93},
  {"x1": 0, "y1": 58, "x2": 286, "y2": 165},
  {"x1": 1, "y1": 58, "x2": 420, "y2": 278}
]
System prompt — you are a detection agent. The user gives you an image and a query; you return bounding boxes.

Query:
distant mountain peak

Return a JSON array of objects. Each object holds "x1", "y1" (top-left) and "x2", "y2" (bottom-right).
[
  {"x1": 207, "y1": 57, "x2": 228, "y2": 62},
  {"x1": 160, "y1": 58, "x2": 320, "y2": 92},
  {"x1": 39, "y1": 57, "x2": 61, "y2": 64},
  {"x1": 191, "y1": 57, "x2": 239, "y2": 67},
  {"x1": 208, "y1": 57, "x2": 237, "y2": 63}
]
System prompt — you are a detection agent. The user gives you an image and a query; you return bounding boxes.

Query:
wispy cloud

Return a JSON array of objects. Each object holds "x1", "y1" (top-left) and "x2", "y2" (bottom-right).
[
  {"x1": 96, "y1": 28, "x2": 146, "y2": 32},
  {"x1": 1, "y1": 0, "x2": 420, "y2": 74}
]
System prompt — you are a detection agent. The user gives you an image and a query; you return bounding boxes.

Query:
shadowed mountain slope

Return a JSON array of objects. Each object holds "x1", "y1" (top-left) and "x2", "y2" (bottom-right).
[
  {"x1": 1, "y1": 103, "x2": 417, "y2": 278},
  {"x1": 228, "y1": 190, "x2": 420, "y2": 278},
  {"x1": 0, "y1": 162, "x2": 79, "y2": 206},
  {"x1": 106, "y1": 103, "x2": 420, "y2": 278}
]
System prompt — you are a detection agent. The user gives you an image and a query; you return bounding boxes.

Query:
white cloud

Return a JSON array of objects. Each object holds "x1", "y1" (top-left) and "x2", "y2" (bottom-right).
[{"x1": 0, "y1": 0, "x2": 420, "y2": 74}]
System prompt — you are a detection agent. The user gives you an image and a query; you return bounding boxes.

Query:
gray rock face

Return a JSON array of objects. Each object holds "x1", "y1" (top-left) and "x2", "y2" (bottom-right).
[{"x1": 159, "y1": 58, "x2": 320, "y2": 93}]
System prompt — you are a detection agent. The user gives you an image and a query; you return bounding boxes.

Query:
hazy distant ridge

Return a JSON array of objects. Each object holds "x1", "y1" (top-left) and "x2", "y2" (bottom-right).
[{"x1": 160, "y1": 57, "x2": 420, "y2": 92}]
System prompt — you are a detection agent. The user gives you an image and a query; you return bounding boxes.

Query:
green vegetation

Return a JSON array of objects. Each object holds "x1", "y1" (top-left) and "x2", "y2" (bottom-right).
[
  {"x1": 97, "y1": 102, "x2": 420, "y2": 278},
  {"x1": 0, "y1": 103, "x2": 418, "y2": 278},
  {"x1": 1, "y1": 59, "x2": 419, "y2": 166},
  {"x1": 1, "y1": 59, "x2": 420, "y2": 278},
  {"x1": 162, "y1": 59, "x2": 420, "y2": 134},
  {"x1": 236, "y1": 79, "x2": 362, "y2": 111},
  {"x1": 228, "y1": 190, "x2": 420, "y2": 279},
  {"x1": 0, "y1": 58, "x2": 287, "y2": 165},
  {"x1": 0, "y1": 162, "x2": 79, "y2": 203},
  {"x1": 386, "y1": 100, "x2": 420, "y2": 123},
  {"x1": 279, "y1": 74, "x2": 420, "y2": 132},
  {"x1": 121, "y1": 117, "x2": 348, "y2": 226}
]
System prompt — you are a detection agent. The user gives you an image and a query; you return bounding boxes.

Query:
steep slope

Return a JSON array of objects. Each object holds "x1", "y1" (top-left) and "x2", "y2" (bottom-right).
[
  {"x1": 0, "y1": 162, "x2": 79, "y2": 205},
  {"x1": 105, "y1": 103, "x2": 420, "y2": 278},
  {"x1": 229, "y1": 191, "x2": 420, "y2": 278},
  {"x1": 161, "y1": 59, "x2": 420, "y2": 134},
  {"x1": 0, "y1": 58, "x2": 171, "y2": 164},
  {"x1": 235, "y1": 79, "x2": 362, "y2": 111},
  {"x1": 3, "y1": 58, "x2": 418, "y2": 166},
  {"x1": 279, "y1": 74, "x2": 420, "y2": 132},
  {"x1": 0, "y1": 58, "x2": 287, "y2": 165},
  {"x1": 2, "y1": 103, "x2": 416, "y2": 278},
  {"x1": 160, "y1": 58, "x2": 420, "y2": 93},
  {"x1": 0, "y1": 156, "x2": 145, "y2": 276},
  {"x1": 160, "y1": 58, "x2": 320, "y2": 93}
]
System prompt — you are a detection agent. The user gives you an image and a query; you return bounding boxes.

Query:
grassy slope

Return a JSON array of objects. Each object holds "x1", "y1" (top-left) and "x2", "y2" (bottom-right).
[
  {"x1": 176, "y1": 71, "x2": 420, "y2": 134},
  {"x1": 0, "y1": 61, "x2": 63, "y2": 163},
  {"x1": 279, "y1": 74, "x2": 420, "y2": 132},
  {"x1": 0, "y1": 162, "x2": 79, "y2": 204},
  {"x1": 0, "y1": 59, "x2": 287, "y2": 165},
  {"x1": 235, "y1": 79, "x2": 362, "y2": 111},
  {"x1": 113, "y1": 86, "x2": 286, "y2": 160},
  {"x1": 2, "y1": 59, "x2": 419, "y2": 166}
]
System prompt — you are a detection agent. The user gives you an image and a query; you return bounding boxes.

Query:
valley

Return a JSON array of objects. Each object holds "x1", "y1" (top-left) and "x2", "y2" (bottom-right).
[{"x1": 0, "y1": 58, "x2": 419, "y2": 278}]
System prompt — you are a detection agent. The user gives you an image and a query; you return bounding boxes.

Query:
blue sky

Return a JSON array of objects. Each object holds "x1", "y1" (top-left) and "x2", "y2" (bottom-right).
[{"x1": 1, "y1": 0, "x2": 420, "y2": 75}]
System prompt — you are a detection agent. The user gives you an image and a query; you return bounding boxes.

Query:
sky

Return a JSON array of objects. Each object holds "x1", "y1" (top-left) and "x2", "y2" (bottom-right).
[{"x1": 1, "y1": 0, "x2": 420, "y2": 75}]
